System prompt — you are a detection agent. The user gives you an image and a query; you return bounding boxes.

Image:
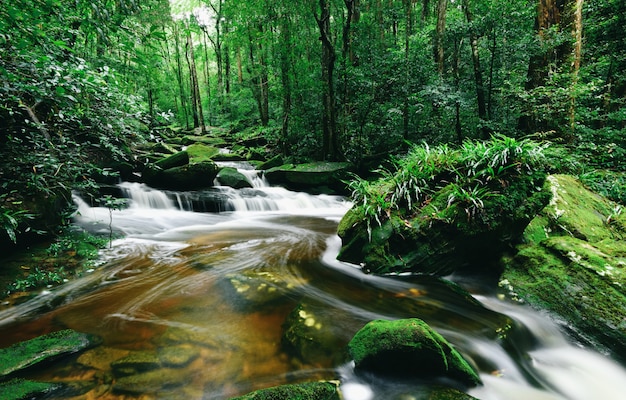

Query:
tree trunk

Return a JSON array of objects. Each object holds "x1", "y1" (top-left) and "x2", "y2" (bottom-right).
[
  {"x1": 186, "y1": 29, "x2": 205, "y2": 133},
  {"x1": 567, "y1": 0, "x2": 584, "y2": 136},
  {"x1": 173, "y1": 24, "x2": 189, "y2": 129},
  {"x1": 403, "y1": 0, "x2": 413, "y2": 143},
  {"x1": 314, "y1": 0, "x2": 339, "y2": 161},
  {"x1": 435, "y1": 0, "x2": 447, "y2": 75},
  {"x1": 462, "y1": 0, "x2": 488, "y2": 138},
  {"x1": 280, "y1": 13, "x2": 293, "y2": 156}
]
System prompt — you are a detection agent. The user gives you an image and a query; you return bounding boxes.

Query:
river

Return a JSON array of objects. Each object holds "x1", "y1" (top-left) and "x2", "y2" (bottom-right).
[{"x1": 0, "y1": 164, "x2": 625, "y2": 399}]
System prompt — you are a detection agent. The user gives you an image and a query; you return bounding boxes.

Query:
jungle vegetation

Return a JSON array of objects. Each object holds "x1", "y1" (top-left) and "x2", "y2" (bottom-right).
[{"x1": 1, "y1": 0, "x2": 625, "y2": 249}]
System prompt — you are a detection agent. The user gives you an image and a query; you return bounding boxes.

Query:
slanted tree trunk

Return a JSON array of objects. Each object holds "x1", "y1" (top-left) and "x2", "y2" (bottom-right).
[{"x1": 314, "y1": 0, "x2": 340, "y2": 161}]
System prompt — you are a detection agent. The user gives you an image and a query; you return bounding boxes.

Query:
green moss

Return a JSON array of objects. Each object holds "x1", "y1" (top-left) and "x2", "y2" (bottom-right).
[
  {"x1": 347, "y1": 319, "x2": 481, "y2": 386},
  {"x1": 0, "y1": 378, "x2": 58, "y2": 400},
  {"x1": 0, "y1": 329, "x2": 101, "y2": 377},
  {"x1": 185, "y1": 143, "x2": 221, "y2": 163},
  {"x1": 231, "y1": 381, "x2": 341, "y2": 400}
]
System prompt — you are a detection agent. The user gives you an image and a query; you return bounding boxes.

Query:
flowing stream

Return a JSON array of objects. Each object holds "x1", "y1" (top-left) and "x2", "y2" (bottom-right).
[{"x1": 1, "y1": 163, "x2": 626, "y2": 399}]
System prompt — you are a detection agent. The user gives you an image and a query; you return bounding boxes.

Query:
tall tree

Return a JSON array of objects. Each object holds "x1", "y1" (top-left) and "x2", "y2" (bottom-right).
[{"x1": 313, "y1": 0, "x2": 340, "y2": 161}]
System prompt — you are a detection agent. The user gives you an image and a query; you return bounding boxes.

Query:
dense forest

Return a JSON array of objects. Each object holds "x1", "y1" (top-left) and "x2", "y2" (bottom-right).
[{"x1": 1, "y1": 0, "x2": 625, "y2": 248}]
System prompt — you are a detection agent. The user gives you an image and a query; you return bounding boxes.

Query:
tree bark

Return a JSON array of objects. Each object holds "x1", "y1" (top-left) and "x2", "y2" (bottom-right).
[
  {"x1": 462, "y1": 0, "x2": 488, "y2": 138},
  {"x1": 186, "y1": 28, "x2": 205, "y2": 133},
  {"x1": 435, "y1": 0, "x2": 448, "y2": 76},
  {"x1": 314, "y1": 0, "x2": 339, "y2": 161}
]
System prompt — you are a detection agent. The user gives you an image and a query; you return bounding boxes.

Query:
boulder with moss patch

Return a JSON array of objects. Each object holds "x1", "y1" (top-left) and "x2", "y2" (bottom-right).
[
  {"x1": 501, "y1": 174, "x2": 626, "y2": 358},
  {"x1": 347, "y1": 318, "x2": 481, "y2": 387},
  {"x1": 230, "y1": 381, "x2": 341, "y2": 400},
  {"x1": 142, "y1": 146, "x2": 219, "y2": 191},
  {"x1": 265, "y1": 162, "x2": 352, "y2": 194}
]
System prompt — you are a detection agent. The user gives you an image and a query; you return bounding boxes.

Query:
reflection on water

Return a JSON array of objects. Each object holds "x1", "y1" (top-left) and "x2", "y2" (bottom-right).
[{"x1": 0, "y1": 176, "x2": 625, "y2": 399}]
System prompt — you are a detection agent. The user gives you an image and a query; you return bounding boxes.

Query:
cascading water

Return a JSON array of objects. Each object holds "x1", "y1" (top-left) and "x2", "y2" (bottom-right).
[{"x1": 1, "y1": 164, "x2": 625, "y2": 399}]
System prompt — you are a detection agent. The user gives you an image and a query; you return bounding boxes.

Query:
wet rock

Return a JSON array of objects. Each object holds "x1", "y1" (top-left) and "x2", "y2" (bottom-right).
[
  {"x1": 282, "y1": 302, "x2": 359, "y2": 366},
  {"x1": 222, "y1": 269, "x2": 299, "y2": 310},
  {"x1": 501, "y1": 174, "x2": 626, "y2": 360},
  {"x1": 0, "y1": 329, "x2": 101, "y2": 377},
  {"x1": 230, "y1": 380, "x2": 341, "y2": 400},
  {"x1": 77, "y1": 346, "x2": 130, "y2": 371},
  {"x1": 112, "y1": 367, "x2": 190, "y2": 395},
  {"x1": 217, "y1": 167, "x2": 253, "y2": 189},
  {"x1": 265, "y1": 162, "x2": 352, "y2": 194},
  {"x1": 0, "y1": 378, "x2": 59, "y2": 400},
  {"x1": 110, "y1": 351, "x2": 161, "y2": 377},
  {"x1": 158, "y1": 345, "x2": 199, "y2": 368},
  {"x1": 155, "y1": 326, "x2": 224, "y2": 349},
  {"x1": 428, "y1": 386, "x2": 480, "y2": 399},
  {"x1": 347, "y1": 318, "x2": 481, "y2": 387}
]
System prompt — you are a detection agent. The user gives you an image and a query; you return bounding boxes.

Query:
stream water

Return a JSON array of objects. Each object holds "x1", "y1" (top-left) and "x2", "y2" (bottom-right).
[{"x1": 1, "y1": 164, "x2": 625, "y2": 399}]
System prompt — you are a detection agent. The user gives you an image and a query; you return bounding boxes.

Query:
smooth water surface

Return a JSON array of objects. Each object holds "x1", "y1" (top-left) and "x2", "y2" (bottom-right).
[{"x1": 1, "y1": 169, "x2": 625, "y2": 399}]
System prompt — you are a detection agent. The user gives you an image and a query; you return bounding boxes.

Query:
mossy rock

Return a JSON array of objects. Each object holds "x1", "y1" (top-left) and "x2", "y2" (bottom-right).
[
  {"x1": 347, "y1": 318, "x2": 481, "y2": 387},
  {"x1": 0, "y1": 379, "x2": 59, "y2": 400},
  {"x1": 158, "y1": 161, "x2": 219, "y2": 191},
  {"x1": 155, "y1": 150, "x2": 189, "y2": 170},
  {"x1": 216, "y1": 167, "x2": 253, "y2": 189},
  {"x1": 186, "y1": 143, "x2": 221, "y2": 163},
  {"x1": 230, "y1": 381, "x2": 341, "y2": 400},
  {"x1": 0, "y1": 329, "x2": 101, "y2": 377},
  {"x1": 265, "y1": 162, "x2": 352, "y2": 194},
  {"x1": 112, "y1": 367, "x2": 191, "y2": 395},
  {"x1": 501, "y1": 174, "x2": 626, "y2": 359},
  {"x1": 258, "y1": 155, "x2": 284, "y2": 170},
  {"x1": 337, "y1": 170, "x2": 550, "y2": 275}
]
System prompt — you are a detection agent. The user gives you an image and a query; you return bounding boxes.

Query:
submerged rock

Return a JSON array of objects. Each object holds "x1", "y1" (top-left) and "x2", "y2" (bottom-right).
[
  {"x1": 221, "y1": 269, "x2": 301, "y2": 310},
  {"x1": 347, "y1": 318, "x2": 481, "y2": 387},
  {"x1": 0, "y1": 329, "x2": 101, "y2": 377},
  {"x1": 501, "y1": 174, "x2": 626, "y2": 359},
  {"x1": 230, "y1": 381, "x2": 341, "y2": 400},
  {"x1": 282, "y1": 302, "x2": 360, "y2": 366}
]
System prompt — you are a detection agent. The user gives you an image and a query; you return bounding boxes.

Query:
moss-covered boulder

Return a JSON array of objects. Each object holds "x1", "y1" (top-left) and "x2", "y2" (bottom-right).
[
  {"x1": 0, "y1": 329, "x2": 101, "y2": 378},
  {"x1": 230, "y1": 381, "x2": 341, "y2": 400},
  {"x1": 265, "y1": 162, "x2": 352, "y2": 194},
  {"x1": 501, "y1": 174, "x2": 626, "y2": 358},
  {"x1": 337, "y1": 136, "x2": 551, "y2": 275},
  {"x1": 216, "y1": 167, "x2": 253, "y2": 189},
  {"x1": 338, "y1": 171, "x2": 550, "y2": 275},
  {"x1": 347, "y1": 318, "x2": 481, "y2": 387},
  {"x1": 142, "y1": 144, "x2": 220, "y2": 190}
]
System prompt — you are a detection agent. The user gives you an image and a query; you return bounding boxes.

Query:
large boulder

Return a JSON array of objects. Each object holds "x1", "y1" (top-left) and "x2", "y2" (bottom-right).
[
  {"x1": 501, "y1": 174, "x2": 626, "y2": 359},
  {"x1": 347, "y1": 318, "x2": 481, "y2": 387},
  {"x1": 143, "y1": 146, "x2": 219, "y2": 191},
  {"x1": 337, "y1": 172, "x2": 550, "y2": 275},
  {"x1": 265, "y1": 162, "x2": 352, "y2": 194}
]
